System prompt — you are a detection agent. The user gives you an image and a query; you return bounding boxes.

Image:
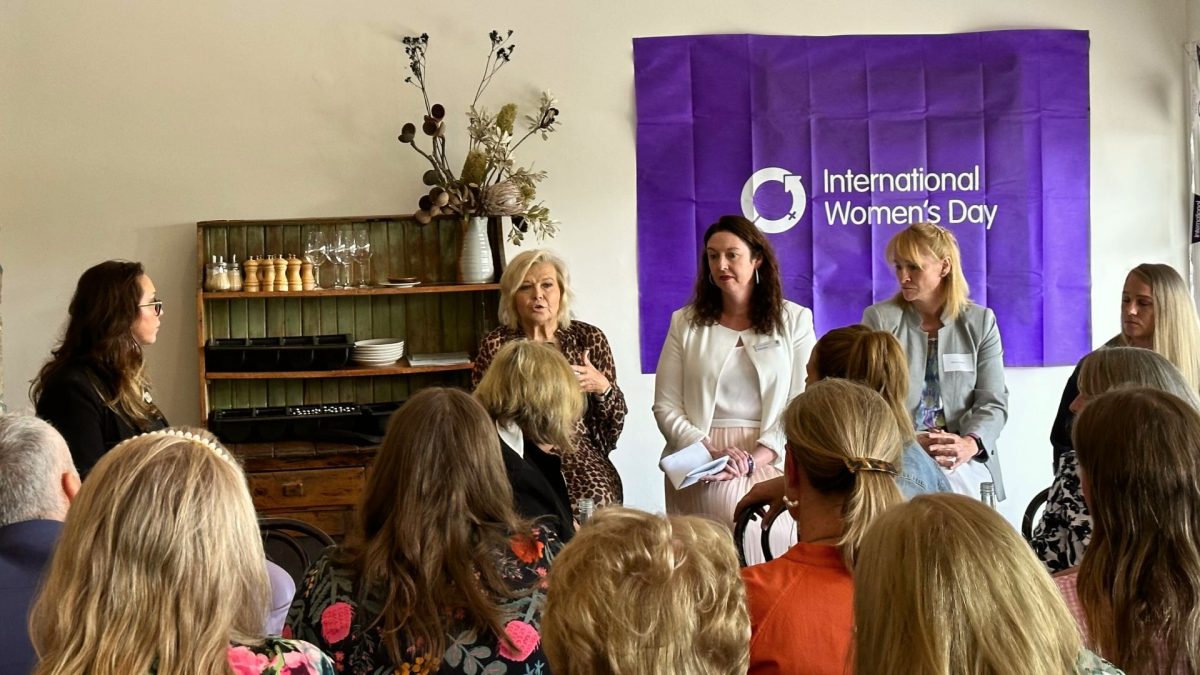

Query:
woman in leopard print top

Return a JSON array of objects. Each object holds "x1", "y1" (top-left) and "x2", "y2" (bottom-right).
[{"x1": 473, "y1": 250, "x2": 626, "y2": 512}]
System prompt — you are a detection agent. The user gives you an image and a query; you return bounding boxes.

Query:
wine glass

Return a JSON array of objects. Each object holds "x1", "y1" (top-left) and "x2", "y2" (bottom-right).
[
  {"x1": 303, "y1": 230, "x2": 328, "y2": 288},
  {"x1": 352, "y1": 227, "x2": 372, "y2": 287},
  {"x1": 330, "y1": 227, "x2": 354, "y2": 289}
]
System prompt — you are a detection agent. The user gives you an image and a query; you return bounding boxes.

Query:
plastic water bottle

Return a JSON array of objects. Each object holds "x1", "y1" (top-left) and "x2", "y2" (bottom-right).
[
  {"x1": 980, "y1": 482, "x2": 997, "y2": 509},
  {"x1": 577, "y1": 498, "x2": 596, "y2": 524}
]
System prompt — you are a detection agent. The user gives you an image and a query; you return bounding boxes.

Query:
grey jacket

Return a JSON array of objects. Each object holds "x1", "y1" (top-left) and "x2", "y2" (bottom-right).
[{"x1": 862, "y1": 300, "x2": 1009, "y2": 500}]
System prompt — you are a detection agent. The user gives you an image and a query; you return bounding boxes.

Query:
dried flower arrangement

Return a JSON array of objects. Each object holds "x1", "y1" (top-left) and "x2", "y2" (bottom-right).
[{"x1": 398, "y1": 31, "x2": 561, "y2": 245}]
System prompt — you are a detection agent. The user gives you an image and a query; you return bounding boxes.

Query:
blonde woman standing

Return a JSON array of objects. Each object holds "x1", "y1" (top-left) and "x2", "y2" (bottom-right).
[
  {"x1": 854, "y1": 494, "x2": 1122, "y2": 675},
  {"x1": 653, "y1": 215, "x2": 815, "y2": 550},
  {"x1": 862, "y1": 223, "x2": 1008, "y2": 500},
  {"x1": 29, "y1": 429, "x2": 333, "y2": 675},
  {"x1": 742, "y1": 379, "x2": 904, "y2": 675}
]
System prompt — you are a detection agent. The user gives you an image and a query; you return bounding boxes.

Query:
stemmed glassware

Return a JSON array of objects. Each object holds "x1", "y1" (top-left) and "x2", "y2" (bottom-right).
[
  {"x1": 351, "y1": 227, "x2": 372, "y2": 287},
  {"x1": 330, "y1": 226, "x2": 355, "y2": 289},
  {"x1": 303, "y1": 230, "x2": 328, "y2": 289}
]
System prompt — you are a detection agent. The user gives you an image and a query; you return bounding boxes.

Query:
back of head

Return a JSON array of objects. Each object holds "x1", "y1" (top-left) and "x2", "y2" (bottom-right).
[
  {"x1": 474, "y1": 340, "x2": 584, "y2": 452},
  {"x1": 812, "y1": 325, "x2": 913, "y2": 441},
  {"x1": 354, "y1": 387, "x2": 524, "y2": 667},
  {"x1": 31, "y1": 260, "x2": 156, "y2": 426},
  {"x1": 885, "y1": 223, "x2": 970, "y2": 319},
  {"x1": 30, "y1": 428, "x2": 268, "y2": 675},
  {"x1": 1077, "y1": 346, "x2": 1200, "y2": 408},
  {"x1": 782, "y1": 379, "x2": 904, "y2": 567},
  {"x1": 0, "y1": 414, "x2": 74, "y2": 527},
  {"x1": 855, "y1": 493, "x2": 1081, "y2": 675},
  {"x1": 1074, "y1": 387, "x2": 1200, "y2": 674},
  {"x1": 543, "y1": 507, "x2": 749, "y2": 675},
  {"x1": 1125, "y1": 263, "x2": 1200, "y2": 393}
]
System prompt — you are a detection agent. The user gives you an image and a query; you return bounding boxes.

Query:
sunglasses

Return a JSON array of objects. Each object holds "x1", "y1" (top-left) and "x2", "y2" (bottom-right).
[{"x1": 138, "y1": 300, "x2": 164, "y2": 317}]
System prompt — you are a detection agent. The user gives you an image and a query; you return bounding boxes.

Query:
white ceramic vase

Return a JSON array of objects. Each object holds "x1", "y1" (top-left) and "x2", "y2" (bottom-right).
[{"x1": 458, "y1": 216, "x2": 495, "y2": 284}]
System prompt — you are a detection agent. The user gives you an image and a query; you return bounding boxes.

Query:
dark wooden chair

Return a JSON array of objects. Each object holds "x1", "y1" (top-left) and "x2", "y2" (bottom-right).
[
  {"x1": 1021, "y1": 487, "x2": 1052, "y2": 542},
  {"x1": 733, "y1": 500, "x2": 790, "y2": 567},
  {"x1": 260, "y1": 517, "x2": 335, "y2": 586}
]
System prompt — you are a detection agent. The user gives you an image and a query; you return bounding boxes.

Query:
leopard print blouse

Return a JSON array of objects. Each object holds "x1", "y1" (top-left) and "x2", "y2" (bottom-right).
[{"x1": 473, "y1": 321, "x2": 627, "y2": 512}]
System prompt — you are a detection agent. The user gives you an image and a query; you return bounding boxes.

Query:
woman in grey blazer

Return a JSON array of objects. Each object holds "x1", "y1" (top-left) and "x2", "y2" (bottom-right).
[{"x1": 861, "y1": 223, "x2": 1008, "y2": 500}]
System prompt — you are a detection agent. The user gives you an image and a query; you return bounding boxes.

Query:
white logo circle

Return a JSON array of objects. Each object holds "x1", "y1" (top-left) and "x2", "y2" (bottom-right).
[{"x1": 740, "y1": 167, "x2": 807, "y2": 234}]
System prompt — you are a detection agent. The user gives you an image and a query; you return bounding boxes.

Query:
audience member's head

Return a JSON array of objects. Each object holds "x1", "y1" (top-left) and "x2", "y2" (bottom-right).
[
  {"x1": 30, "y1": 428, "x2": 269, "y2": 674},
  {"x1": 781, "y1": 379, "x2": 903, "y2": 567},
  {"x1": 543, "y1": 507, "x2": 749, "y2": 675},
  {"x1": 352, "y1": 387, "x2": 527, "y2": 666},
  {"x1": 0, "y1": 415, "x2": 78, "y2": 526},
  {"x1": 474, "y1": 339, "x2": 584, "y2": 453},
  {"x1": 808, "y1": 324, "x2": 914, "y2": 442},
  {"x1": 1121, "y1": 263, "x2": 1200, "y2": 391},
  {"x1": 855, "y1": 493, "x2": 1085, "y2": 675},
  {"x1": 1074, "y1": 387, "x2": 1200, "y2": 674},
  {"x1": 1074, "y1": 345, "x2": 1200, "y2": 412}
]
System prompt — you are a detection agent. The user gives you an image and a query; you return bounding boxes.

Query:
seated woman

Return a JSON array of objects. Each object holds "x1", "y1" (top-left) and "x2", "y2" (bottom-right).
[
  {"x1": 542, "y1": 506, "x2": 749, "y2": 675},
  {"x1": 1031, "y1": 347, "x2": 1200, "y2": 572},
  {"x1": 854, "y1": 493, "x2": 1122, "y2": 675},
  {"x1": 29, "y1": 428, "x2": 332, "y2": 674},
  {"x1": 742, "y1": 379, "x2": 904, "y2": 675},
  {"x1": 1058, "y1": 387, "x2": 1200, "y2": 674},
  {"x1": 475, "y1": 340, "x2": 583, "y2": 541},
  {"x1": 286, "y1": 388, "x2": 559, "y2": 674}
]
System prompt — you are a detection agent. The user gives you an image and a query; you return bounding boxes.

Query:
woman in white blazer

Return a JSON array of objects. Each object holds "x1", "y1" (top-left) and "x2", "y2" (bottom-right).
[
  {"x1": 653, "y1": 215, "x2": 816, "y2": 540},
  {"x1": 861, "y1": 223, "x2": 1008, "y2": 500}
]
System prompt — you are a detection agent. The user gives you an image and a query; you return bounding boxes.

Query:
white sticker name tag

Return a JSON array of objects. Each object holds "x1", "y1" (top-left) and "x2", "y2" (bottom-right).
[
  {"x1": 753, "y1": 340, "x2": 781, "y2": 352},
  {"x1": 943, "y1": 353, "x2": 975, "y2": 372}
]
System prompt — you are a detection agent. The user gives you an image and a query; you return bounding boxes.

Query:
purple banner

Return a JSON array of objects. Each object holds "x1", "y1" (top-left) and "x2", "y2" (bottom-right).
[{"x1": 634, "y1": 31, "x2": 1091, "y2": 371}]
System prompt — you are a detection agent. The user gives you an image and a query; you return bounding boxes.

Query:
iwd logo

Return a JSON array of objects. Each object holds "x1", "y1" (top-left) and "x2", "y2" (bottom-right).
[{"x1": 739, "y1": 167, "x2": 806, "y2": 234}]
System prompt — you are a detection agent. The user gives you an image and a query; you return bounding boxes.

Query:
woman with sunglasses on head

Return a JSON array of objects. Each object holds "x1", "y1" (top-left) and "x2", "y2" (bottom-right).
[{"x1": 32, "y1": 261, "x2": 168, "y2": 477}]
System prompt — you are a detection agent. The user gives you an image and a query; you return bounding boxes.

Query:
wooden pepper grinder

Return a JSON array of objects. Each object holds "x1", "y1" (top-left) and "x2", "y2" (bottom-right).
[
  {"x1": 273, "y1": 255, "x2": 288, "y2": 292},
  {"x1": 286, "y1": 254, "x2": 302, "y2": 291},
  {"x1": 301, "y1": 260, "x2": 316, "y2": 291},
  {"x1": 244, "y1": 257, "x2": 261, "y2": 293},
  {"x1": 261, "y1": 255, "x2": 276, "y2": 292}
]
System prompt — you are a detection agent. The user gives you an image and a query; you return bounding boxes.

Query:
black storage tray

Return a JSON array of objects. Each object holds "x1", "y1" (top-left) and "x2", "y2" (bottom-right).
[
  {"x1": 208, "y1": 403, "x2": 363, "y2": 444},
  {"x1": 359, "y1": 401, "x2": 406, "y2": 436},
  {"x1": 205, "y1": 334, "x2": 352, "y2": 372}
]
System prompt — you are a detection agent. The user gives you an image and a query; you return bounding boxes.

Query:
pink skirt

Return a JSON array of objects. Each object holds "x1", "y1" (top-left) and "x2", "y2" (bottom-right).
[{"x1": 664, "y1": 426, "x2": 796, "y2": 565}]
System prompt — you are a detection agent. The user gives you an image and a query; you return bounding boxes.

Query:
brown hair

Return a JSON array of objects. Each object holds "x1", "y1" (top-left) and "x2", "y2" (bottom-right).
[
  {"x1": 474, "y1": 340, "x2": 584, "y2": 453},
  {"x1": 31, "y1": 260, "x2": 160, "y2": 429},
  {"x1": 811, "y1": 325, "x2": 914, "y2": 443},
  {"x1": 348, "y1": 387, "x2": 528, "y2": 667},
  {"x1": 542, "y1": 507, "x2": 750, "y2": 675},
  {"x1": 1074, "y1": 387, "x2": 1200, "y2": 674},
  {"x1": 689, "y1": 215, "x2": 784, "y2": 334},
  {"x1": 782, "y1": 379, "x2": 904, "y2": 568},
  {"x1": 30, "y1": 428, "x2": 268, "y2": 674}
]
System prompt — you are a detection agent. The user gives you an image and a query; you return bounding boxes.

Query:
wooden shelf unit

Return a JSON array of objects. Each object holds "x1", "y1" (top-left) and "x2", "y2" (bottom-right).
[{"x1": 196, "y1": 214, "x2": 501, "y2": 536}]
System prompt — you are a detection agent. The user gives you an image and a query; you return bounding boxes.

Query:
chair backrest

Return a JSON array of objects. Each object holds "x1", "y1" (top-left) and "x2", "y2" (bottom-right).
[
  {"x1": 733, "y1": 500, "x2": 790, "y2": 567},
  {"x1": 1021, "y1": 487, "x2": 1052, "y2": 542},
  {"x1": 260, "y1": 517, "x2": 336, "y2": 586}
]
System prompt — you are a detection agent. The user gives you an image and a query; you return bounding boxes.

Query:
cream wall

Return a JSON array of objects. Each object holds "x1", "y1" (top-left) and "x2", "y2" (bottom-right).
[{"x1": 0, "y1": 0, "x2": 1190, "y2": 525}]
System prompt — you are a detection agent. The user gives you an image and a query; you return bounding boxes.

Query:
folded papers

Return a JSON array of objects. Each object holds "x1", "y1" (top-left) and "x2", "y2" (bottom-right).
[{"x1": 659, "y1": 441, "x2": 730, "y2": 490}]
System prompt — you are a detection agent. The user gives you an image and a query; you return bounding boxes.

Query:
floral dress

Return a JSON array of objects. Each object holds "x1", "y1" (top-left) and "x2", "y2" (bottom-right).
[
  {"x1": 285, "y1": 527, "x2": 560, "y2": 675},
  {"x1": 226, "y1": 637, "x2": 336, "y2": 674},
  {"x1": 1030, "y1": 450, "x2": 1091, "y2": 573},
  {"x1": 473, "y1": 321, "x2": 627, "y2": 512}
]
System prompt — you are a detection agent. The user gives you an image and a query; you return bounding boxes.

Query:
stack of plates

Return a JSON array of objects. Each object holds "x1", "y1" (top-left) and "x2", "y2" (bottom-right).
[{"x1": 352, "y1": 338, "x2": 406, "y2": 367}]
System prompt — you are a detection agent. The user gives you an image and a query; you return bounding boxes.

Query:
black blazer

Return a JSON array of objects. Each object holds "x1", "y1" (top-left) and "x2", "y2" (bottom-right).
[
  {"x1": 500, "y1": 436, "x2": 575, "y2": 542},
  {"x1": 35, "y1": 363, "x2": 166, "y2": 476}
]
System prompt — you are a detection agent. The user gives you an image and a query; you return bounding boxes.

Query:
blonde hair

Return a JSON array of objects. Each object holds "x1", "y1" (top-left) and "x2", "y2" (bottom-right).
[
  {"x1": 30, "y1": 427, "x2": 269, "y2": 675},
  {"x1": 474, "y1": 340, "x2": 584, "y2": 453},
  {"x1": 542, "y1": 507, "x2": 749, "y2": 675},
  {"x1": 497, "y1": 249, "x2": 575, "y2": 330},
  {"x1": 781, "y1": 379, "x2": 904, "y2": 568},
  {"x1": 349, "y1": 387, "x2": 528, "y2": 668},
  {"x1": 1077, "y1": 346, "x2": 1200, "y2": 408},
  {"x1": 854, "y1": 493, "x2": 1083, "y2": 675},
  {"x1": 885, "y1": 223, "x2": 971, "y2": 320},
  {"x1": 811, "y1": 325, "x2": 915, "y2": 443},
  {"x1": 1123, "y1": 263, "x2": 1200, "y2": 392},
  {"x1": 1074, "y1": 387, "x2": 1200, "y2": 674}
]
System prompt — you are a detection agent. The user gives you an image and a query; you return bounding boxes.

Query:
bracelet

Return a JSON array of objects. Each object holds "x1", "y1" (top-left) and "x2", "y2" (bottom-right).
[
  {"x1": 597, "y1": 385, "x2": 613, "y2": 401},
  {"x1": 746, "y1": 455, "x2": 756, "y2": 476}
]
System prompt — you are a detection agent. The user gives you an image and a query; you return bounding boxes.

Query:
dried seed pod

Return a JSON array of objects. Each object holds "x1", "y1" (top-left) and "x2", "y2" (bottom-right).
[
  {"x1": 430, "y1": 187, "x2": 450, "y2": 207},
  {"x1": 431, "y1": 103, "x2": 445, "y2": 120},
  {"x1": 414, "y1": 209, "x2": 432, "y2": 225},
  {"x1": 422, "y1": 169, "x2": 439, "y2": 186},
  {"x1": 399, "y1": 123, "x2": 416, "y2": 143},
  {"x1": 422, "y1": 118, "x2": 440, "y2": 136},
  {"x1": 429, "y1": 205, "x2": 443, "y2": 217},
  {"x1": 418, "y1": 195, "x2": 433, "y2": 211}
]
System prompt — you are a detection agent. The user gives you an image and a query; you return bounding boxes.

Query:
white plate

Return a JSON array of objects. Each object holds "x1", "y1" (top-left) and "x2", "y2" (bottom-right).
[
  {"x1": 353, "y1": 358, "x2": 401, "y2": 367},
  {"x1": 353, "y1": 346, "x2": 405, "y2": 354},
  {"x1": 354, "y1": 338, "x2": 405, "y2": 347},
  {"x1": 379, "y1": 281, "x2": 420, "y2": 288}
]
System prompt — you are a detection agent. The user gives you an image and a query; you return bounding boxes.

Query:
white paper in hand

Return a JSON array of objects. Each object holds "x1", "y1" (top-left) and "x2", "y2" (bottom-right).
[{"x1": 659, "y1": 441, "x2": 731, "y2": 490}]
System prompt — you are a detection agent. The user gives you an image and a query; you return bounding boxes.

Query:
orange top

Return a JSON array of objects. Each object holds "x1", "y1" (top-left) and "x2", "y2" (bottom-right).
[{"x1": 741, "y1": 542, "x2": 853, "y2": 675}]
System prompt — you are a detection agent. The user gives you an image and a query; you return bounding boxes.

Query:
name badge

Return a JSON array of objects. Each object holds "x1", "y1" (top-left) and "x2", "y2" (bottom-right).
[
  {"x1": 754, "y1": 340, "x2": 781, "y2": 352},
  {"x1": 942, "y1": 353, "x2": 975, "y2": 372}
]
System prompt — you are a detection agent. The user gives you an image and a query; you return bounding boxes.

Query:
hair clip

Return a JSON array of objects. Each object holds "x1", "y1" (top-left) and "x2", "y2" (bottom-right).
[
  {"x1": 843, "y1": 457, "x2": 898, "y2": 476},
  {"x1": 134, "y1": 428, "x2": 237, "y2": 466}
]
